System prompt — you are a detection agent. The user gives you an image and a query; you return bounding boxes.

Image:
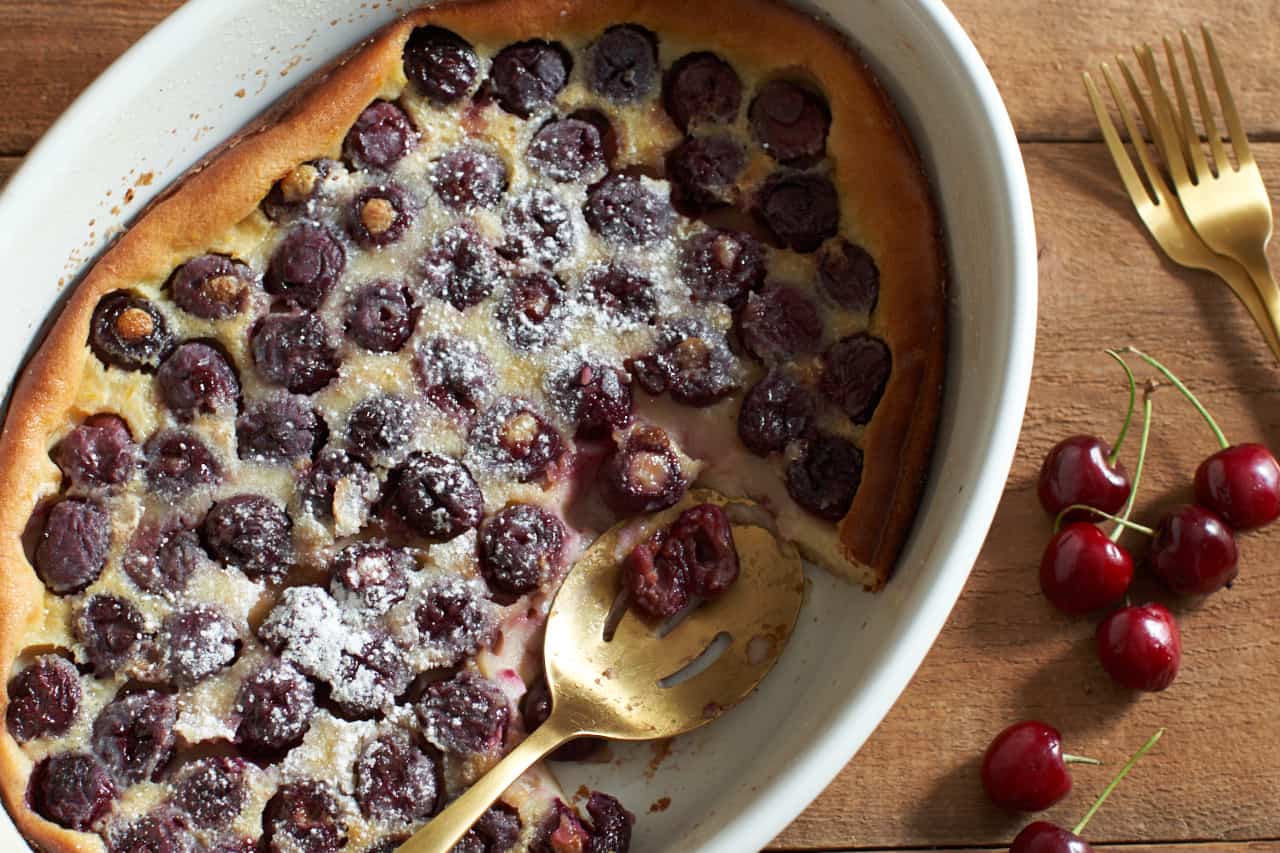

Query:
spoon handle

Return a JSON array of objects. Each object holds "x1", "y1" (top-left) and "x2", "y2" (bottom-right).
[{"x1": 398, "y1": 716, "x2": 575, "y2": 852}]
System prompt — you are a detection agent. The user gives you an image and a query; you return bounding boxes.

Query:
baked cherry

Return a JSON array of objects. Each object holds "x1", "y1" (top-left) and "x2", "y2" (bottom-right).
[
  {"x1": 90, "y1": 291, "x2": 174, "y2": 371},
  {"x1": 265, "y1": 224, "x2": 346, "y2": 310},
  {"x1": 109, "y1": 808, "x2": 197, "y2": 853},
  {"x1": 385, "y1": 451, "x2": 484, "y2": 540},
  {"x1": 53, "y1": 413, "x2": 137, "y2": 488},
  {"x1": 521, "y1": 675, "x2": 601, "y2": 761},
  {"x1": 586, "y1": 792, "x2": 635, "y2": 853},
  {"x1": 6, "y1": 655, "x2": 81, "y2": 743},
  {"x1": 298, "y1": 447, "x2": 379, "y2": 529},
  {"x1": 1149, "y1": 504, "x2": 1238, "y2": 595},
  {"x1": 738, "y1": 284, "x2": 824, "y2": 363},
  {"x1": 200, "y1": 494, "x2": 293, "y2": 584},
  {"x1": 172, "y1": 756, "x2": 247, "y2": 829},
  {"x1": 403, "y1": 26, "x2": 478, "y2": 104},
  {"x1": 755, "y1": 171, "x2": 839, "y2": 252},
  {"x1": 469, "y1": 397, "x2": 565, "y2": 484},
  {"x1": 981, "y1": 721, "x2": 1094, "y2": 812},
  {"x1": 155, "y1": 341, "x2": 239, "y2": 421},
  {"x1": 355, "y1": 729, "x2": 438, "y2": 822},
  {"x1": 334, "y1": 631, "x2": 413, "y2": 717},
  {"x1": 169, "y1": 254, "x2": 250, "y2": 319},
  {"x1": 666, "y1": 134, "x2": 745, "y2": 213},
  {"x1": 345, "y1": 395, "x2": 414, "y2": 468},
  {"x1": 585, "y1": 172, "x2": 673, "y2": 246},
  {"x1": 817, "y1": 238, "x2": 880, "y2": 313},
  {"x1": 1039, "y1": 524, "x2": 1134, "y2": 616},
  {"x1": 413, "y1": 576, "x2": 496, "y2": 663},
  {"x1": 330, "y1": 542, "x2": 412, "y2": 615},
  {"x1": 550, "y1": 359, "x2": 634, "y2": 437},
  {"x1": 600, "y1": 424, "x2": 688, "y2": 515},
  {"x1": 421, "y1": 224, "x2": 502, "y2": 311},
  {"x1": 416, "y1": 670, "x2": 509, "y2": 755},
  {"x1": 163, "y1": 605, "x2": 238, "y2": 686},
  {"x1": 432, "y1": 146, "x2": 508, "y2": 211},
  {"x1": 91, "y1": 689, "x2": 177, "y2": 785},
  {"x1": 496, "y1": 271, "x2": 565, "y2": 351},
  {"x1": 587, "y1": 24, "x2": 658, "y2": 103},
  {"x1": 501, "y1": 188, "x2": 575, "y2": 267},
  {"x1": 663, "y1": 52, "x2": 742, "y2": 131},
  {"x1": 263, "y1": 160, "x2": 340, "y2": 222},
  {"x1": 28, "y1": 753, "x2": 117, "y2": 831},
  {"x1": 488, "y1": 40, "x2": 571, "y2": 117},
  {"x1": 820, "y1": 332, "x2": 891, "y2": 424},
  {"x1": 348, "y1": 183, "x2": 415, "y2": 248},
  {"x1": 414, "y1": 336, "x2": 495, "y2": 420},
  {"x1": 1096, "y1": 603, "x2": 1181, "y2": 691},
  {"x1": 250, "y1": 311, "x2": 340, "y2": 394},
  {"x1": 1038, "y1": 436, "x2": 1132, "y2": 522},
  {"x1": 143, "y1": 429, "x2": 223, "y2": 494},
  {"x1": 237, "y1": 394, "x2": 324, "y2": 462},
  {"x1": 582, "y1": 263, "x2": 657, "y2": 325},
  {"x1": 479, "y1": 503, "x2": 567, "y2": 596},
  {"x1": 455, "y1": 803, "x2": 522, "y2": 853},
  {"x1": 738, "y1": 370, "x2": 815, "y2": 456},
  {"x1": 265, "y1": 781, "x2": 347, "y2": 853},
  {"x1": 680, "y1": 229, "x2": 766, "y2": 304},
  {"x1": 786, "y1": 433, "x2": 862, "y2": 520},
  {"x1": 235, "y1": 659, "x2": 315, "y2": 752},
  {"x1": 749, "y1": 79, "x2": 831, "y2": 164},
  {"x1": 1195, "y1": 443, "x2": 1280, "y2": 530},
  {"x1": 528, "y1": 117, "x2": 607, "y2": 183},
  {"x1": 34, "y1": 497, "x2": 110, "y2": 594},
  {"x1": 344, "y1": 100, "x2": 416, "y2": 172},
  {"x1": 627, "y1": 319, "x2": 739, "y2": 406},
  {"x1": 76, "y1": 594, "x2": 146, "y2": 676}
]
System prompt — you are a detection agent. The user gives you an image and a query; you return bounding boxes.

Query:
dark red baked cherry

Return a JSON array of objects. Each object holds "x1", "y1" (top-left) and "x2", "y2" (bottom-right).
[
  {"x1": 600, "y1": 425, "x2": 688, "y2": 515},
  {"x1": 265, "y1": 224, "x2": 346, "y2": 310},
  {"x1": 1039, "y1": 523, "x2": 1134, "y2": 615},
  {"x1": 479, "y1": 503, "x2": 567, "y2": 596},
  {"x1": 354, "y1": 729, "x2": 438, "y2": 822},
  {"x1": 156, "y1": 341, "x2": 239, "y2": 421},
  {"x1": 1194, "y1": 443, "x2": 1280, "y2": 530},
  {"x1": 345, "y1": 395, "x2": 414, "y2": 468},
  {"x1": 664, "y1": 503, "x2": 740, "y2": 597},
  {"x1": 414, "y1": 577, "x2": 496, "y2": 663},
  {"x1": 76, "y1": 594, "x2": 146, "y2": 676},
  {"x1": 143, "y1": 429, "x2": 223, "y2": 494},
  {"x1": 488, "y1": 40, "x2": 571, "y2": 117},
  {"x1": 53, "y1": 413, "x2": 137, "y2": 488},
  {"x1": 1038, "y1": 436, "x2": 1132, "y2": 522},
  {"x1": 1096, "y1": 603, "x2": 1181, "y2": 691},
  {"x1": 330, "y1": 542, "x2": 412, "y2": 615},
  {"x1": 91, "y1": 689, "x2": 177, "y2": 784},
  {"x1": 237, "y1": 394, "x2": 324, "y2": 462},
  {"x1": 820, "y1": 332, "x2": 892, "y2": 424},
  {"x1": 265, "y1": 781, "x2": 347, "y2": 853},
  {"x1": 786, "y1": 433, "x2": 862, "y2": 520},
  {"x1": 6, "y1": 655, "x2": 81, "y2": 743},
  {"x1": 585, "y1": 172, "x2": 673, "y2": 245},
  {"x1": 627, "y1": 320, "x2": 739, "y2": 406},
  {"x1": 738, "y1": 284, "x2": 824, "y2": 363},
  {"x1": 250, "y1": 311, "x2": 341, "y2": 394},
  {"x1": 164, "y1": 605, "x2": 238, "y2": 686},
  {"x1": 432, "y1": 146, "x2": 508, "y2": 211},
  {"x1": 169, "y1": 254, "x2": 251, "y2": 319},
  {"x1": 416, "y1": 670, "x2": 509, "y2": 755},
  {"x1": 386, "y1": 451, "x2": 484, "y2": 540},
  {"x1": 421, "y1": 223, "x2": 502, "y2": 311},
  {"x1": 108, "y1": 808, "x2": 197, "y2": 853},
  {"x1": 122, "y1": 519, "x2": 204, "y2": 594},
  {"x1": 262, "y1": 160, "x2": 340, "y2": 222},
  {"x1": 664, "y1": 52, "x2": 742, "y2": 131},
  {"x1": 738, "y1": 370, "x2": 815, "y2": 456},
  {"x1": 587, "y1": 24, "x2": 658, "y2": 103},
  {"x1": 28, "y1": 753, "x2": 117, "y2": 831},
  {"x1": 624, "y1": 528, "x2": 688, "y2": 618},
  {"x1": 528, "y1": 118, "x2": 607, "y2": 183},
  {"x1": 34, "y1": 497, "x2": 110, "y2": 594},
  {"x1": 258, "y1": 586, "x2": 342, "y2": 664},
  {"x1": 681, "y1": 229, "x2": 766, "y2": 305},
  {"x1": 586, "y1": 792, "x2": 635, "y2": 853},
  {"x1": 343, "y1": 100, "x2": 417, "y2": 172},
  {"x1": 497, "y1": 271, "x2": 565, "y2": 351},
  {"x1": 200, "y1": 494, "x2": 293, "y2": 584},
  {"x1": 981, "y1": 721, "x2": 1084, "y2": 812},
  {"x1": 817, "y1": 238, "x2": 880, "y2": 313},
  {"x1": 414, "y1": 336, "x2": 495, "y2": 420},
  {"x1": 403, "y1": 26, "x2": 479, "y2": 104},
  {"x1": 91, "y1": 291, "x2": 174, "y2": 371},
  {"x1": 582, "y1": 263, "x2": 657, "y2": 325},
  {"x1": 501, "y1": 188, "x2": 575, "y2": 266},
  {"x1": 666, "y1": 134, "x2": 745, "y2": 213},
  {"x1": 533, "y1": 800, "x2": 592, "y2": 853},
  {"x1": 172, "y1": 756, "x2": 248, "y2": 829},
  {"x1": 348, "y1": 183, "x2": 415, "y2": 248},
  {"x1": 235, "y1": 659, "x2": 316, "y2": 752},
  {"x1": 469, "y1": 398, "x2": 565, "y2": 484},
  {"x1": 570, "y1": 108, "x2": 620, "y2": 163},
  {"x1": 551, "y1": 359, "x2": 634, "y2": 437},
  {"x1": 755, "y1": 171, "x2": 839, "y2": 252},
  {"x1": 298, "y1": 448, "x2": 378, "y2": 526},
  {"x1": 520, "y1": 675, "x2": 602, "y2": 761},
  {"x1": 455, "y1": 803, "x2": 523, "y2": 853},
  {"x1": 1149, "y1": 504, "x2": 1238, "y2": 595},
  {"x1": 1010, "y1": 822, "x2": 1093, "y2": 853},
  {"x1": 334, "y1": 630, "x2": 414, "y2": 717},
  {"x1": 749, "y1": 79, "x2": 831, "y2": 164}
]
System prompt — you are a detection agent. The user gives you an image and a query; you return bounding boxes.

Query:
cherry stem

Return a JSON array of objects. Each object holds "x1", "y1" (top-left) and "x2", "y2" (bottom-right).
[
  {"x1": 1103, "y1": 349, "x2": 1137, "y2": 464},
  {"x1": 1122, "y1": 346, "x2": 1229, "y2": 449},
  {"x1": 1109, "y1": 382, "x2": 1155, "y2": 543},
  {"x1": 1073, "y1": 728, "x2": 1165, "y2": 836},
  {"x1": 1063, "y1": 754, "x2": 1103, "y2": 766},
  {"x1": 1052, "y1": 504, "x2": 1155, "y2": 536}
]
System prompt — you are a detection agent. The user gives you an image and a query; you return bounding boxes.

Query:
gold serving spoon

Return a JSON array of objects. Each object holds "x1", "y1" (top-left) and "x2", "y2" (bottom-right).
[{"x1": 400, "y1": 491, "x2": 805, "y2": 852}]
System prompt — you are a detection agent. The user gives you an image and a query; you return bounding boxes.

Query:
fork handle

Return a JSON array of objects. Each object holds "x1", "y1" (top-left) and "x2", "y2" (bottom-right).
[
  {"x1": 398, "y1": 716, "x2": 576, "y2": 853},
  {"x1": 1234, "y1": 249, "x2": 1280, "y2": 363}
]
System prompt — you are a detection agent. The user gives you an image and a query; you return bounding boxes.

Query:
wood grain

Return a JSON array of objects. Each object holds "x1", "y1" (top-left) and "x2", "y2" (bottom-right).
[{"x1": 4, "y1": 2, "x2": 1280, "y2": 851}]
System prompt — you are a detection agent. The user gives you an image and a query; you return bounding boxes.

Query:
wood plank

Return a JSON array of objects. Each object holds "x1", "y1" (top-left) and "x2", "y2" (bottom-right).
[
  {"x1": 0, "y1": 0, "x2": 1278, "y2": 151},
  {"x1": 772, "y1": 140, "x2": 1280, "y2": 849},
  {"x1": 0, "y1": 156, "x2": 21, "y2": 186},
  {"x1": 838, "y1": 845, "x2": 1280, "y2": 853}
]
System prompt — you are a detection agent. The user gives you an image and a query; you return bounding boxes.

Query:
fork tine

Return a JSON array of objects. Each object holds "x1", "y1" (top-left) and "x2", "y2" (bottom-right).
[
  {"x1": 1162, "y1": 36, "x2": 1210, "y2": 181},
  {"x1": 1084, "y1": 70, "x2": 1157, "y2": 208},
  {"x1": 1181, "y1": 29, "x2": 1228, "y2": 174},
  {"x1": 1202, "y1": 24, "x2": 1253, "y2": 167},
  {"x1": 1111, "y1": 59, "x2": 1177, "y2": 205},
  {"x1": 1134, "y1": 43, "x2": 1193, "y2": 187}
]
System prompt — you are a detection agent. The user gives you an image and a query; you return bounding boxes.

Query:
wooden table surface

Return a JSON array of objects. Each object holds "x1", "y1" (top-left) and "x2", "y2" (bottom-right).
[{"x1": 3, "y1": 1, "x2": 1279, "y2": 851}]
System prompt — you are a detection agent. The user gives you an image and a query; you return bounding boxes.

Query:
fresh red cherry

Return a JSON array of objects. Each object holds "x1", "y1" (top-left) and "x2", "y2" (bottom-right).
[
  {"x1": 1194, "y1": 443, "x2": 1280, "y2": 530},
  {"x1": 1149, "y1": 504, "x2": 1238, "y2": 595},
  {"x1": 982, "y1": 721, "x2": 1094, "y2": 812},
  {"x1": 1039, "y1": 523, "x2": 1134, "y2": 615},
  {"x1": 1010, "y1": 822, "x2": 1093, "y2": 853},
  {"x1": 1096, "y1": 602, "x2": 1181, "y2": 691},
  {"x1": 1038, "y1": 435, "x2": 1131, "y2": 522}
]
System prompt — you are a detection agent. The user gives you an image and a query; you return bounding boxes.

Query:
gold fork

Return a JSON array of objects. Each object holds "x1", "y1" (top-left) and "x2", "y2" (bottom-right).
[
  {"x1": 1133, "y1": 27, "x2": 1280, "y2": 345},
  {"x1": 1083, "y1": 61, "x2": 1280, "y2": 359}
]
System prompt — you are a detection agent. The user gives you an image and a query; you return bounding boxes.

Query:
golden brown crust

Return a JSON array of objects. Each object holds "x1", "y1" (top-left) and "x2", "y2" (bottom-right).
[{"x1": 0, "y1": 0, "x2": 944, "y2": 847}]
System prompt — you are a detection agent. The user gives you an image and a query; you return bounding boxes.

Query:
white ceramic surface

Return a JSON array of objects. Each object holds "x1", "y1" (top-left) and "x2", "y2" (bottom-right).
[{"x1": 0, "y1": 1, "x2": 1036, "y2": 850}]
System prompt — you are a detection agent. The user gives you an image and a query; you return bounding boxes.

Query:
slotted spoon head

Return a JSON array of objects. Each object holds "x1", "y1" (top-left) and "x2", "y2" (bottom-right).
[{"x1": 543, "y1": 490, "x2": 806, "y2": 743}]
